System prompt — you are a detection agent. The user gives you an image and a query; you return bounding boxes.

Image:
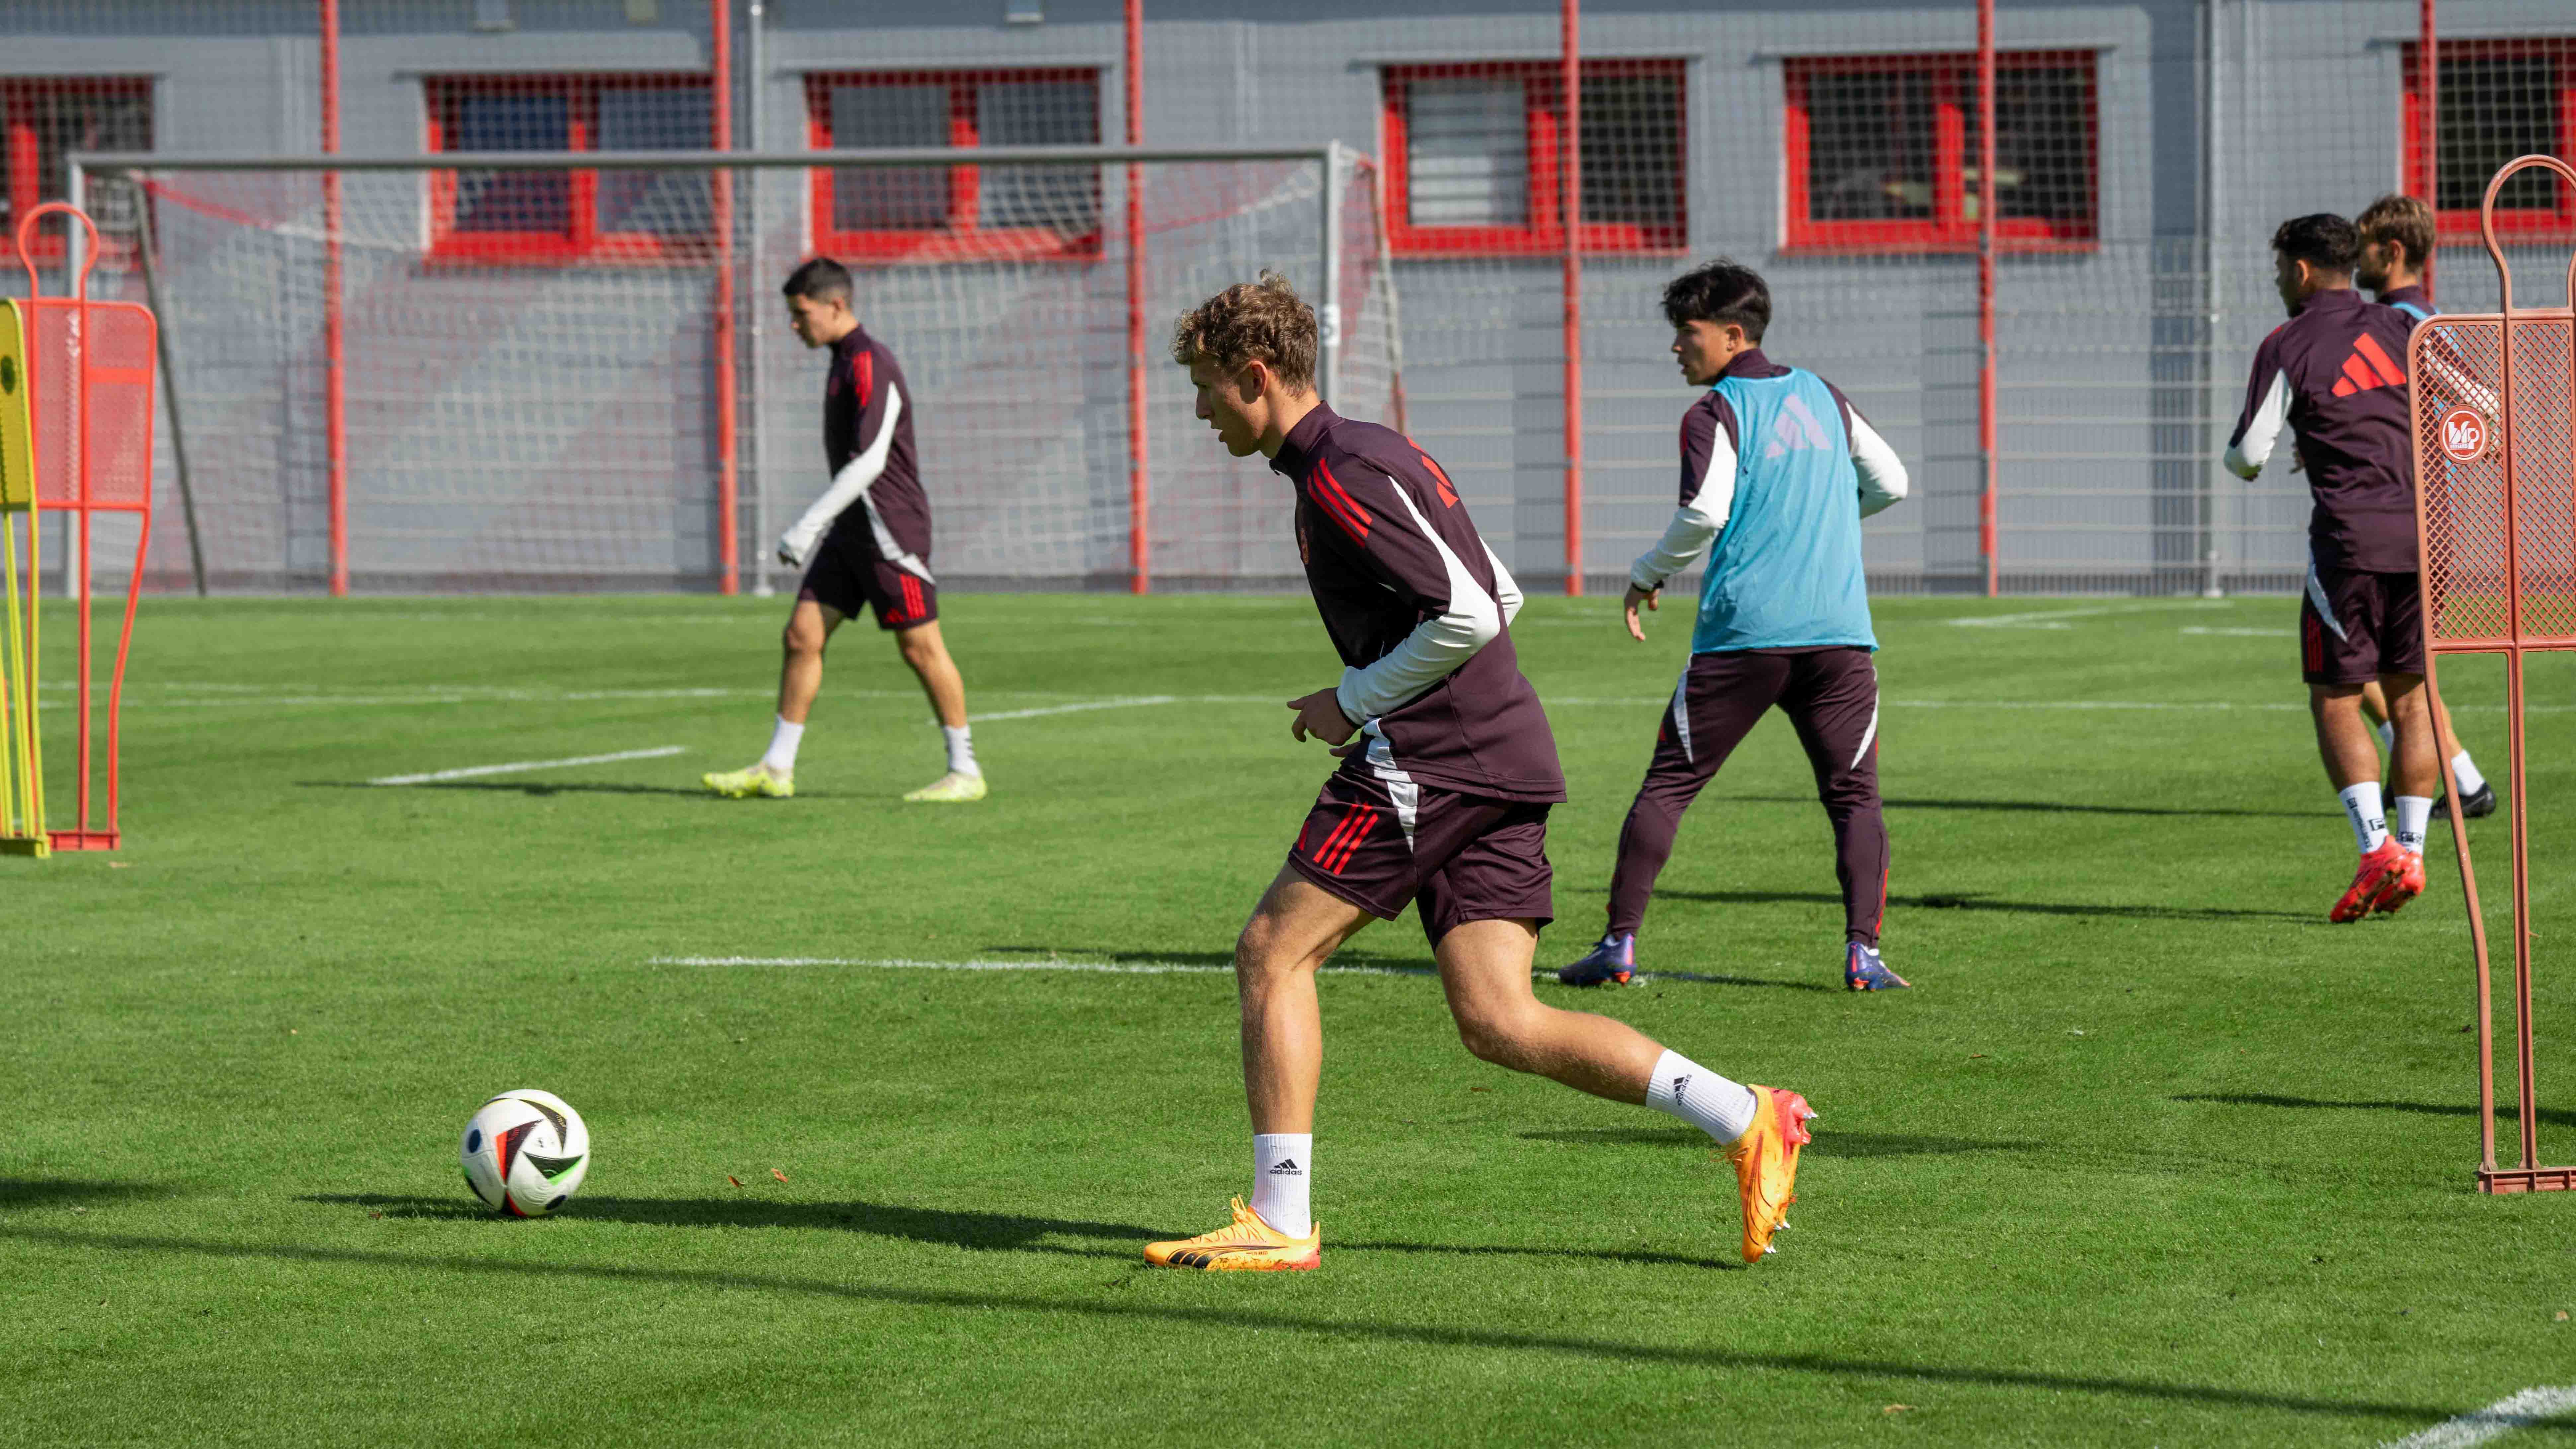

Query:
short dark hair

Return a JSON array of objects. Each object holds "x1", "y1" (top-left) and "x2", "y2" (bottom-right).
[
  {"x1": 2356, "y1": 193, "x2": 2436, "y2": 271},
  {"x1": 1662, "y1": 258, "x2": 1770, "y2": 341},
  {"x1": 782, "y1": 256, "x2": 853, "y2": 303},
  {"x1": 2272, "y1": 214, "x2": 2360, "y2": 275},
  {"x1": 1170, "y1": 270, "x2": 1317, "y2": 390}
]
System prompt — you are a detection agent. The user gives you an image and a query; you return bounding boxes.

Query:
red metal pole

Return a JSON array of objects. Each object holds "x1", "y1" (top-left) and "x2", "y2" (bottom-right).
[
  {"x1": 1126, "y1": 0, "x2": 1148, "y2": 595},
  {"x1": 1560, "y1": 0, "x2": 1582, "y2": 597},
  {"x1": 712, "y1": 0, "x2": 738, "y2": 595},
  {"x1": 321, "y1": 0, "x2": 347, "y2": 597},
  {"x1": 2419, "y1": 0, "x2": 2437, "y2": 304},
  {"x1": 1976, "y1": 0, "x2": 1998, "y2": 597}
]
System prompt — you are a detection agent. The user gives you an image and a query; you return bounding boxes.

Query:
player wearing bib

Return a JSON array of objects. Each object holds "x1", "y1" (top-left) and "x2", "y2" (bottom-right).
[
  {"x1": 1558, "y1": 260, "x2": 1911, "y2": 994},
  {"x1": 702, "y1": 258, "x2": 985, "y2": 804},
  {"x1": 2355, "y1": 193, "x2": 2494, "y2": 821},
  {"x1": 1144, "y1": 273, "x2": 1814, "y2": 1273},
  {"x1": 2225, "y1": 214, "x2": 2437, "y2": 920}
]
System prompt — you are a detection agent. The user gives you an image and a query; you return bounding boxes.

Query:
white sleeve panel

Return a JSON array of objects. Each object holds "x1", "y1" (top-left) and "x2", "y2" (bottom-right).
[
  {"x1": 1629, "y1": 422, "x2": 1738, "y2": 593},
  {"x1": 1485, "y1": 542, "x2": 1524, "y2": 627},
  {"x1": 780, "y1": 382, "x2": 904, "y2": 562},
  {"x1": 1850, "y1": 412, "x2": 1910, "y2": 518},
  {"x1": 2224, "y1": 370, "x2": 2287, "y2": 480},
  {"x1": 1335, "y1": 485, "x2": 1503, "y2": 726}
]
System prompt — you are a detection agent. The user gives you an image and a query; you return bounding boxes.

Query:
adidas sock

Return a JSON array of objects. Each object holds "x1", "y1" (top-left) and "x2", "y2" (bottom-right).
[
  {"x1": 761, "y1": 715, "x2": 804, "y2": 775},
  {"x1": 1250, "y1": 1133, "x2": 1311, "y2": 1237},
  {"x1": 2339, "y1": 782, "x2": 2389, "y2": 853},
  {"x1": 2393, "y1": 795, "x2": 2432, "y2": 855},
  {"x1": 2451, "y1": 751, "x2": 2487, "y2": 798},
  {"x1": 942, "y1": 724, "x2": 980, "y2": 778},
  {"x1": 2375, "y1": 719, "x2": 2395, "y2": 752},
  {"x1": 1644, "y1": 1049, "x2": 1759, "y2": 1146}
]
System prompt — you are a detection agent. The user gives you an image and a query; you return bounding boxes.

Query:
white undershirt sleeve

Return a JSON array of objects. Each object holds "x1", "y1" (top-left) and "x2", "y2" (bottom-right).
[
  {"x1": 1851, "y1": 412, "x2": 1909, "y2": 517},
  {"x1": 779, "y1": 382, "x2": 904, "y2": 567},
  {"x1": 1334, "y1": 485, "x2": 1503, "y2": 726},
  {"x1": 2224, "y1": 370, "x2": 2288, "y2": 480},
  {"x1": 1484, "y1": 542, "x2": 1524, "y2": 626},
  {"x1": 1630, "y1": 422, "x2": 1738, "y2": 593}
]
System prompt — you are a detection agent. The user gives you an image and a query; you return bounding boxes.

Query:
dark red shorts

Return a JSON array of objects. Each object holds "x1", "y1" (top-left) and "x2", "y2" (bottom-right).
[
  {"x1": 2300, "y1": 566, "x2": 2423, "y2": 684},
  {"x1": 799, "y1": 529, "x2": 936, "y2": 632},
  {"x1": 1285, "y1": 749, "x2": 1554, "y2": 946}
]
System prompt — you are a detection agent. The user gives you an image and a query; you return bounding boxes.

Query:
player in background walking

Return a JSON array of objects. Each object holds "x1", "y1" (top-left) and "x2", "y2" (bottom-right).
[
  {"x1": 703, "y1": 258, "x2": 986, "y2": 804},
  {"x1": 2353, "y1": 192, "x2": 2495, "y2": 820},
  {"x1": 1557, "y1": 259, "x2": 1913, "y2": 993},
  {"x1": 1143, "y1": 274, "x2": 1814, "y2": 1273},
  {"x1": 2225, "y1": 215, "x2": 2435, "y2": 921}
]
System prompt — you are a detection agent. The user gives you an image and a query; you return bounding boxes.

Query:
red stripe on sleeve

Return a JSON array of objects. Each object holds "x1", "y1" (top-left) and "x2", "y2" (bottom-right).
[
  {"x1": 857, "y1": 350, "x2": 875, "y2": 404},
  {"x1": 2354, "y1": 333, "x2": 2407, "y2": 387},
  {"x1": 1310, "y1": 460, "x2": 1373, "y2": 542}
]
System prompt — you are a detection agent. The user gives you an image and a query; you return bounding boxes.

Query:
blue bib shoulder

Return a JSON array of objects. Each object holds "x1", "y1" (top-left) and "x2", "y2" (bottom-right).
[{"x1": 1690, "y1": 367, "x2": 1879, "y2": 654}]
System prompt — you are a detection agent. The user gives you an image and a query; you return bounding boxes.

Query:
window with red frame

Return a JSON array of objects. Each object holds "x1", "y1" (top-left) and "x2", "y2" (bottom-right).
[
  {"x1": 2404, "y1": 40, "x2": 2576, "y2": 240},
  {"x1": 3, "y1": 78, "x2": 152, "y2": 264},
  {"x1": 1783, "y1": 52, "x2": 2096, "y2": 254},
  {"x1": 1380, "y1": 60, "x2": 1685, "y2": 257},
  {"x1": 805, "y1": 70, "x2": 1100, "y2": 262},
  {"x1": 425, "y1": 75, "x2": 712, "y2": 263}
]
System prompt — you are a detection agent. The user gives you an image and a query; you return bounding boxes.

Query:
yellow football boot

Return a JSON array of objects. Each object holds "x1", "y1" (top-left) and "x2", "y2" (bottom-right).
[
  {"x1": 903, "y1": 770, "x2": 988, "y2": 803},
  {"x1": 1725, "y1": 1085, "x2": 1815, "y2": 1264},
  {"x1": 1143, "y1": 1198, "x2": 1321, "y2": 1271},
  {"x1": 702, "y1": 763, "x2": 794, "y2": 799}
]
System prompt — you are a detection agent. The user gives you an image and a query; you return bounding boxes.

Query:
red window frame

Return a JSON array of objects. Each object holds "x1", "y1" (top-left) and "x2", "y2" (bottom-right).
[
  {"x1": 3, "y1": 77, "x2": 153, "y2": 268},
  {"x1": 804, "y1": 69, "x2": 1102, "y2": 263},
  {"x1": 2403, "y1": 39, "x2": 2576, "y2": 242},
  {"x1": 1782, "y1": 51, "x2": 2097, "y2": 255},
  {"x1": 1379, "y1": 60, "x2": 1687, "y2": 258},
  {"x1": 424, "y1": 74, "x2": 714, "y2": 265}
]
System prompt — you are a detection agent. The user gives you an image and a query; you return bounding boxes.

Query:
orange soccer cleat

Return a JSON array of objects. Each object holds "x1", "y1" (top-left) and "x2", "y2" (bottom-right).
[
  {"x1": 2372, "y1": 847, "x2": 2428, "y2": 917},
  {"x1": 2331, "y1": 839, "x2": 2408, "y2": 924},
  {"x1": 1143, "y1": 1198, "x2": 1322, "y2": 1272},
  {"x1": 1725, "y1": 1085, "x2": 1815, "y2": 1264}
]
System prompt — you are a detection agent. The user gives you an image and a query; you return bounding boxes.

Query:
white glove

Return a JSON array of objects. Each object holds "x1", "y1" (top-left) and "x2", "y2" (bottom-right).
[{"x1": 778, "y1": 519, "x2": 824, "y2": 569}]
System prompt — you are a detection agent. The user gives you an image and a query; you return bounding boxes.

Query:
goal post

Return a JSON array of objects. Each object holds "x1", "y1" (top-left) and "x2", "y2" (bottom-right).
[
  {"x1": 2411, "y1": 153, "x2": 2576, "y2": 1195},
  {"x1": 68, "y1": 145, "x2": 1400, "y2": 596}
]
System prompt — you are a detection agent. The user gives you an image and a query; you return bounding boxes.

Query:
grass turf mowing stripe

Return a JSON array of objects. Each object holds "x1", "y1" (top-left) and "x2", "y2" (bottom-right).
[
  {"x1": 2377, "y1": 1385, "x2": 2576, "y2": 1447},
  {"x1": 649, "y1": 956, "x2": 1799, "y2": 988},
  {"x1": 369, "y1": 745, "x2": 687, "y2": 786}
]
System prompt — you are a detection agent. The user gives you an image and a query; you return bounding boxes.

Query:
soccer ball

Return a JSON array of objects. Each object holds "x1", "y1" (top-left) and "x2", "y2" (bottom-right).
[{"x1": 459, "y1": 1088, "x2": 591, "y2": 1216}]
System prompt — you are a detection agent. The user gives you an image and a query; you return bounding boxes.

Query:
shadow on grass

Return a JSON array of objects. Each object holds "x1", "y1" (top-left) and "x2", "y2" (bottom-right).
[
  {"x1": 1730, "y1": 794, "x2": 2332, "y2": 821},
  {"x1": 2172, "y1": 1093, "x2": 2576, "y2": 1129},
  {"x1": 0, "y1": 1179, "x2": 172, "y2": 1212},
  {"x1": 1658, "y1": 888, "x2": 2313, "y2": 925},
  {"x1": 977, "y1": 946, "x2": 1836, "y2": 991},
  {"x1": 2, "y1": 1222, "x2": 2496, "y2": 1431},
  {"x1": 1517, "y1": 1128, "x2": 2048, "y2": 1159}
]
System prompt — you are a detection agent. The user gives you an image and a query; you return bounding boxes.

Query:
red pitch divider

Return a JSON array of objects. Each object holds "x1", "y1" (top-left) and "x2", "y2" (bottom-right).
[
  {"x1": 2410, "y1": 155, "x2": 2576, "y2": 1194},
  {"x1": 16, "y1": 203, "x2": 157, "y2": 853}
]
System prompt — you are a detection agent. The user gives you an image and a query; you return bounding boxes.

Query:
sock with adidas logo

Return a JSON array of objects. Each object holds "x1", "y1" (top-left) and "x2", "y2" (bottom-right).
[
  {"x1": 1250, "y1": 1133, "x2": 1311, "y2": 1237},
  {"x1": 1645, "y1": 1050, "x2": 1759, "y2": 1145}
]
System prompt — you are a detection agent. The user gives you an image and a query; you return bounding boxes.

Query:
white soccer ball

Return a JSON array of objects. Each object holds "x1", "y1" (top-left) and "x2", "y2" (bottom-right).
[{"x1": 460, "y1": 1088, "x2": 591, "y2": 1217}]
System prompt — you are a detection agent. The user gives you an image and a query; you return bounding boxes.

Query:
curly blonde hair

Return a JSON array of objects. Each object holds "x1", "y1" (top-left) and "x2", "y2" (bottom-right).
[{"x1": 1170, "y1": 271, "x2": 1317, "y2": 390}]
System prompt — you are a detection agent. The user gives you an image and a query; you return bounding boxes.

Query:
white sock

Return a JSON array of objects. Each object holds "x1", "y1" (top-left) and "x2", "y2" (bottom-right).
[
  {"x1": 941, "y1": 724, "x2": 979, "y2": 778},
  {"x1": 1250, "y1": 1133, "x2": 1311, "y2": 1236},
  {"x1": 761, "y1": 715, "x2": 804, "y2": 775},
  {"x1": 2393, "y1": 795, "x2": 2431, "y2": 855},
  {"x1": 2375, "y1": 719, "x2": 2395, "y2": 751},
  {"x1": 2451, "y1": 751, "x2": 2487, "y2": 798},
  {"x1": 2339, "y1": 782, "x2": 2388, "y2": 853},
  {"x1": 1644, "y1": 1049, "x2": 1759, "y2": 1145}
]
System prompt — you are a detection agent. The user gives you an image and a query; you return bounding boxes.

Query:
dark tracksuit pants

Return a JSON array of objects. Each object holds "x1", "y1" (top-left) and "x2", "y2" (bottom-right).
[{"x1": 1606, "y1": 646, "x2": 1890, "y2": 944}]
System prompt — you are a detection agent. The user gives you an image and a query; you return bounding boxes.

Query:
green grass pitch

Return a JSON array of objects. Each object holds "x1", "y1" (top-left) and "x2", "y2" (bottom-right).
[{"x1": 8, "y1": 591, "x2": 2576, "y2": 1445}]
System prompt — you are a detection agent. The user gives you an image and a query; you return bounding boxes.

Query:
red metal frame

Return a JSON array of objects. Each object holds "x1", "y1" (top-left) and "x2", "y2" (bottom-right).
[
  {"x1": 1123, "y1": 1, "x2": 1147, "y2": 594},
  {"x1": 2419, "y1": 0, "x2": 2439, "y2": 303},
  {"x1": 712, "y1": 0, "x2": 737, "y2": 596},
  {"x1": 423, "y1": 74, "x2": 720, "y2": 264},
  {"x1": 1, "y1": 77, "x2": 152, "y2": 269},
  {"x1": 1782, "y1": 50, "x2": 2097, "y2": 256},
  {"x1": 2410, "y1": 154, "x2": 2576, "y2": 1194},
  {"x1": 1559, "y1": 0, "x2": 1584, "y2": 595},
  {"x1": 804, "y1": 69, "x2": 1103, "y2": 263},
  {"x1": 1379, "y1": 58, "x2": 1685, "y2": 260},
  {"x1": 2402, "y1": 39, "x2": 2576, "y2": 244},
  {"x1": 1976, "y1": 0, "x2": 2000, "y2": 596},
  {"x1": 16, "y1": 203, "x2": 154, "y2": 852}
]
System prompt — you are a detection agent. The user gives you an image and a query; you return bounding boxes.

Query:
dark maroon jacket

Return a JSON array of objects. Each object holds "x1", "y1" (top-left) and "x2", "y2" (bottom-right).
[
  {"x1": 822, "y1": 326, "x2": 931, "y2": 560},
  {"x1": 2225, "y1": 288, "x2": 2419, "y2": 573}
]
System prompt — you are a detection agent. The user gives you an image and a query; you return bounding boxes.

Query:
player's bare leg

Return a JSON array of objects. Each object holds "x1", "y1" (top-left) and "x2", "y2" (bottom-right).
[
  {"x1": 2362, "y1": 677, "x2": 2492, "y2": 818},
  {"x1": 2317, "y1": 683, "x2": 2416, "y2": 920},
  {"x1": 894, "y1": 620, "x2": 985, "y2": 802},
  {"x1": 705, "y1": 599, "x2": 843, "y2": 799}
]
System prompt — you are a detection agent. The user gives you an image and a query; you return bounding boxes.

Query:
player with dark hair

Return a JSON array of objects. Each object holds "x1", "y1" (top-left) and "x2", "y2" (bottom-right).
[
  {"x1": 2225, "y1": 214, "x2": 2436, "y2": 919},
  {"x1": 703, "y1": 256, "x2": 986, "y2": 803},
  {"x1": 1558, "y1": 258, "x2": 1913, "y2": 992},
  {"x1": 1141, "y1": 272, "x2": 1814, "y2": 1273},
  {"x1": 2353, "y1": 193, "x2": 2495, "y2": 821}
]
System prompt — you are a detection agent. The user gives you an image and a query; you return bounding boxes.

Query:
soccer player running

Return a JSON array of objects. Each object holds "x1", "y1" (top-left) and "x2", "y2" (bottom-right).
[
  {"x1": 1557, "y1": 260, "x2": 1913, "y2": 993},
  {"x1": 2224, "y1": 214, "x2": 2436, "y2": 920},
  {"x1": 1144, "y1": 273, "x2": 1814, "y2": 1272},
  {"x1": 2353, "y1": 192, "x2": 2495, "y2": 820},
  {"x1": 703, "y1": 258, "x2": 985, "y2": 804}
]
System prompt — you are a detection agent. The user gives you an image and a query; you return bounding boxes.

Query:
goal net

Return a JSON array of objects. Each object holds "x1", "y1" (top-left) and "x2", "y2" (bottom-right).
[{"x1": 83, "y1": 148, "x2": 1397, "y2": 593}]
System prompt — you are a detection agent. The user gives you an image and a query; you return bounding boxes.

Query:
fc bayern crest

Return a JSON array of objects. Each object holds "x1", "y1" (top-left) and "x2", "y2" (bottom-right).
[{"x1": 2439, "y1": 405, "x2": 2490, "y2": 464}]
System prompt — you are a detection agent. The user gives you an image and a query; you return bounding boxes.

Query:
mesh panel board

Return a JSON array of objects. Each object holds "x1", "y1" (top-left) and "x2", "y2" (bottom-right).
[{"x1": 2417, "y1": 315, "x2": 2576, "y2": 645}]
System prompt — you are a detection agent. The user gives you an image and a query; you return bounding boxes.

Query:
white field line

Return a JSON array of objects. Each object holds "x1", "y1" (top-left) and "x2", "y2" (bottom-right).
[
  {"x1": 967, "y1": 695, "x2": 1178, "y2": 723},
  {"x1": 369, "y1": 745, "x2": 686, "y2": 786},
  {"x1": 1949, "y1": 602, "x2": 2228, "y2": 630},
  {"x1": 2181, "y1": 625, "x2": 2297, "y2": 638},
  {"x1": 652, "y1": 955, "x2": 1752, "y2": 986},
  {"x1": 2378, "y1": 1385, "x2": 2576, "y2": 1448}
]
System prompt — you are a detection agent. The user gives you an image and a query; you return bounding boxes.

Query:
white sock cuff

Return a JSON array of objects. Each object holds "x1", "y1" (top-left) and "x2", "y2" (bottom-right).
[
  {"x1": 941, "y1": 723, "x2": 980, "y2": 777},
  {"x1": 1644, "y1": 1050, "x2": 1759, "y2": 1145},
  {"x1": 1250, "y1": 1133, "x2": 1312, "y2": 1237},
  {"x1": 2450, "y1": 751, "x2": 2487, "y2": 797},
  {"x1": 762, "y1": 715, "x2": 806, "y2": 773}
]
